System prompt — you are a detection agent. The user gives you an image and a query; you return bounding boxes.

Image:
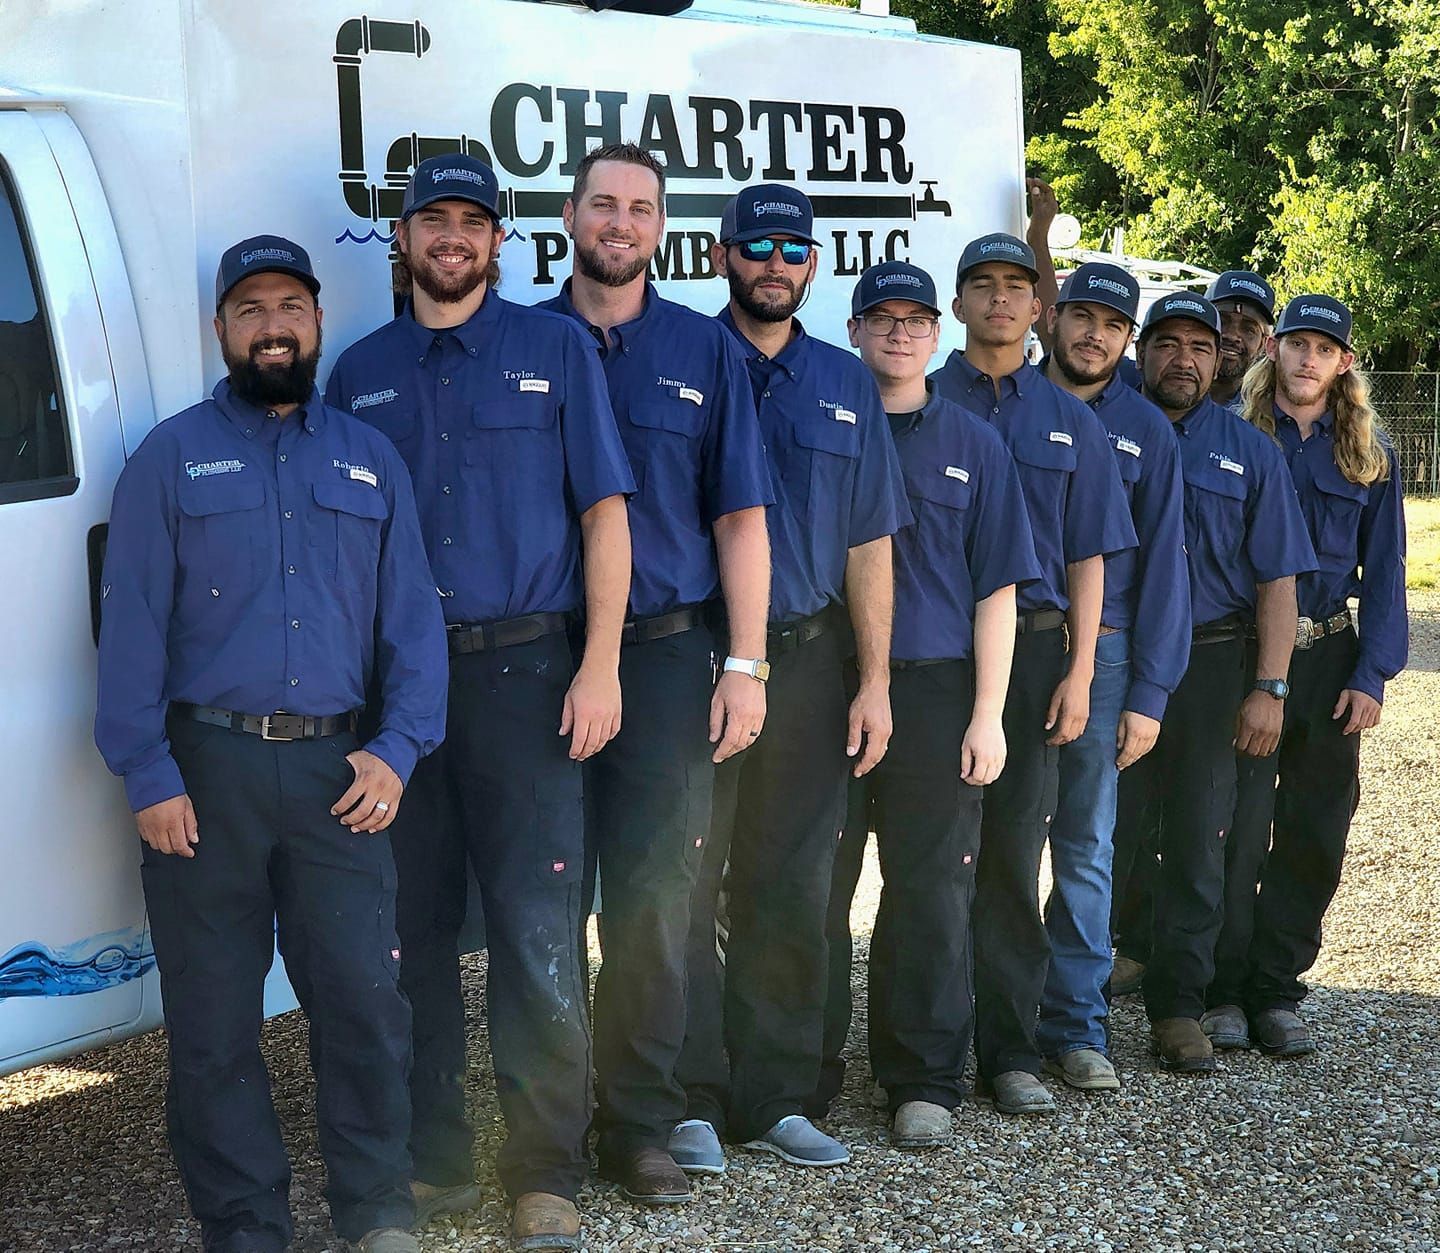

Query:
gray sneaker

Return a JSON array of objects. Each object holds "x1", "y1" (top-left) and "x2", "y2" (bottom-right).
[
  {"x1": 351, "y1": 1229, "x2": 421, "y2": 1253},
  {"x1": 987, "y1": 1070, "x2": 1057, "y2": 1115},
  {"x1": 1043, "y1": 1048, "x2": 1120, "y2": 1092},
  {"x1": 741, "y1": 1115, "x2": 850, "y2": 1167},
  {"x1": 892, "y1": 1100, "x2": 953, "y2": 1149},
  {"x1": 1200, "y1": 1004, "x2": 1252, "y2": 1050},
  {"x1": 667, "y1": 1119, "x2": 726, "y2": 1175}
]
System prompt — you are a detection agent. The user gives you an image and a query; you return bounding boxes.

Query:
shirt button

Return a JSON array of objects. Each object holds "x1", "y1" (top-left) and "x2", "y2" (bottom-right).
[
  {"x1": 418, "y1": 356, "x2": 426, "y2": 365},
  {"x1": 284, "y1": 510, "x2": 293, "y2": 519},
  {"x1": 992, "y1": 407, "x2": 1000, "y2": 415},
  {"x1": 279, "y1": 453, "x2": 288, "y2": 463},
  {"x1": 289, "y1": 677, "x2": 299, "y2": 687},
  {"x1": 210, "y1": 587, "x2": 220, "y2": 597},
  {"x1": 291, "y1": 619, "x2": 300, "y2": 629},
  {"x1": 443, "y1": 536, "x2": 453, "y2": 545},
  {"x1": 244, "y1": 427, "x2": 254, "y2": 436},
  {"x1": 763, "y1": 390, "x2": 771, "y2": 398},
  {"x1": 468, "y1": 347, "x2": 477, "y2": 356},
  {"x1": 442, "y1": 485, "x2": 452, "y2": 494},
  {"x1": 287, "y1": 564, "x2": 296, "y2": 575},
  {"x1": 267, "y1": 410, "x2": 277, "y2": 419},
  {"x1": 441, "y1": 377, "x2": 451, "y2": 385},
  {"x1": 440, "y1": 432, "x2": 450, "y2": 441}
]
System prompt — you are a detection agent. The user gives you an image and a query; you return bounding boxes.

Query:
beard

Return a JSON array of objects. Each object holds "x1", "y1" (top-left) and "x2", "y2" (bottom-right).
[
  {"x1": 223, "y1": 329, "x2": 322, "y2": 408},
  {"x1": 728, "y1": 268, "x2": 805, "y2": 323},
  {"x1": 1052, "y1": 337, "x2": 1117, "y2": 387},
  {"x1": 574, "y1": 236, "x2": 651, "y2": 287},
  {"x1": 1147, "y1": 370, "x2": 1206, "y2": 412},
  {"x1": 1216, "y1": 348, "x2": 1252, "y2": 382},
  {"x1": 1277, "y1": 370, "x2": 1330, "y2": 409},
  {"x1": 401, "y1": 243, "x2": 491, "y2": 305}
]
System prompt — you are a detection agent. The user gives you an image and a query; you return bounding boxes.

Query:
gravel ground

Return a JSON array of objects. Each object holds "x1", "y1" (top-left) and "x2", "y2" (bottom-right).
[{"x1": 4, "y1": 599, "x2": 1438, "y2": 1253}]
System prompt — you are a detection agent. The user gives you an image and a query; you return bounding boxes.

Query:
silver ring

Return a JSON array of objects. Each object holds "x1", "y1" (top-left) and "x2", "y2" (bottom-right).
[{"x1": 374, "y1": 801, "x2": 390, "y2": 812}]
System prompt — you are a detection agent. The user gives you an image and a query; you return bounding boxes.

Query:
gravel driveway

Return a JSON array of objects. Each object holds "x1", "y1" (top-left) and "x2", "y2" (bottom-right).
[{"x1": 4, "y1": 599, "x2": 1438, "y2": 1253}]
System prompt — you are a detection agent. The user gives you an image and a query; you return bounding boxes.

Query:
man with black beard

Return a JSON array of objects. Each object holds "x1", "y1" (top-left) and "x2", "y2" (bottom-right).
[
  {"x1": 538, "y1": 144, "x2": 772, "y2": 1206},
  {"x1": 95, "y1": 236, "x2": 448, "y2": 1253},
  {"x1": 1206, "y1": 271, "x2": 1276, "y2": 411},
  {"x1": 674, "y1": 184, "x2": 907, "y2": 1171},
  {"x1": 327, "y1": 157, "x2": 635, "y2": 1251},
  {"x1": 1035, "y1": 264, "x2": 1189, "y2": 1090}
]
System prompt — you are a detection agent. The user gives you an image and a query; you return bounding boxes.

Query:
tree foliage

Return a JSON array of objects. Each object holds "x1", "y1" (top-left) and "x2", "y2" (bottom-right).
[{"x1": 892, "y1": 0, "x2": 1440, "y2": 365}]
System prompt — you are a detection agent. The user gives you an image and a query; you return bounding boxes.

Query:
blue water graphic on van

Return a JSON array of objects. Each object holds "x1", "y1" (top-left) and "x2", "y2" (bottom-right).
[{"x1": 0, "y1": 928, "x2": 154, "y2": 999}]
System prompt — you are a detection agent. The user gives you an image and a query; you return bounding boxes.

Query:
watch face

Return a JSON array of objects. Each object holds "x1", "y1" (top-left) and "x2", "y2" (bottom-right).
[{"x1": 754, "y1": 660, "x2": 772, "y2": 682}]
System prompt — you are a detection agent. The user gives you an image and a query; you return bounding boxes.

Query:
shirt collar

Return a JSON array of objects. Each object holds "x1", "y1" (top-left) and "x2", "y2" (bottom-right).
[
  {"x1": 554, "y1": 279, "x2": 657, "y2": 352},
  {"x1": 718, "y1": 305, "x2": 806, "y2": 378},
  {"x1": 1273, "y1": 400, "x2": 1334, "y2": 434},
  {"x1": 1172, "y1": 394, "x2": 1222, "y2": 437},
  {"x1": 401, "y1": 286, "x2": 504, "y2": 358},
  {"x1": 941, "y1": 349, "x2": 1028, "y2": 399},
  {"x1": 212, "y1": 377, "x2": 326, "y2": 438}
]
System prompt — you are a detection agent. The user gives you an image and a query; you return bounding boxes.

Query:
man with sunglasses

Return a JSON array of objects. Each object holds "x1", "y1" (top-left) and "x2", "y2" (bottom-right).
[
  {"x1": 1034, "y1": 263, "x2": 1190, "y2": 1091},
  {"x1": 930, "y1": 233, "x2": 1136, "y2": 1116},
  {"x1": 538, "y1": 143, "x2": 772, "y2": 1207},
  {"x1": 817, "y1": 261, "x2": 1040, "y2": 1147},
  {"x1": 674, "y1": 185, "x2": 907, "y2": 1172}
]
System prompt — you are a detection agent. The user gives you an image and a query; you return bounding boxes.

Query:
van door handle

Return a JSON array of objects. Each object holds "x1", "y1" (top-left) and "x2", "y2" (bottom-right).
[{"x1": 87, "y1": 523, "x2": 109, "y2": 646}]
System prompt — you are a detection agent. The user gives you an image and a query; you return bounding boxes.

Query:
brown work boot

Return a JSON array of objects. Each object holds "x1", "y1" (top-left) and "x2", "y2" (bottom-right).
[
  {"x1": 411, "y1": 1179, "x2": 483, "y2": 1228},
  {"x1": 1252, "y1": 1007, "x2": 1317, "y2": 1058},
  {"x1": 1110, "y1": 954, "x2": 1146, "y2": 997},
  {"x1": 1149, "y1": 1017, "x2": 1216, "y2": 1074},
  {"x1": 600, "y1": 1146, "x2": 690, "y2": 1205},
  {"x1": 511, "y1": 1192, "x2": 581, "y2": 1251}
]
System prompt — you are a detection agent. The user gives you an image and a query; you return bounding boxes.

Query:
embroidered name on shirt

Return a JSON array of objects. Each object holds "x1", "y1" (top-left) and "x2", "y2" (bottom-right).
[
  {"x1": 519, "y1": 379, "x2": 551, "y2": 394},
  {"x1": 1114, "y1": 436, "x2": 1142, "y2": 457},
  {"x1": 1048, "y1": 431, "x2": 1073, "y2": 446},
  {"x1": 1210, "y1": 452, "x2": 1246, "y2": 475},
  {"x1": 944, "y1": 465, "x2": 971, "y2": 483},
  {"x1": 185, "y1": 459, "x2": 245, "y2": 479},
  {"x1": 351, "y1": 389, "x2": 398, "y2": 412}
]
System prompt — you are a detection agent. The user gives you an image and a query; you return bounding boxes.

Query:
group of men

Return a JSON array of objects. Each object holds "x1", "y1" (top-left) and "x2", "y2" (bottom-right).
[{"x1": 94, "y1": 144, "x2": 1407, "y2": 1253}]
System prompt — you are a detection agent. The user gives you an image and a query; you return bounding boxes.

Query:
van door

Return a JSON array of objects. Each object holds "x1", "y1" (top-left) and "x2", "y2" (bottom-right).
[{"x1": 0, "y1": 107, "x2": 151, "y2": 1072}]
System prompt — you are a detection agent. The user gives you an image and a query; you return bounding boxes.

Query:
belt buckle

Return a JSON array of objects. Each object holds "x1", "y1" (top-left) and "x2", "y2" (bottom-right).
[
  {"x1": 1295, "y1": 616, "x2": 1315, "y2": 651},
  {"x1": 260, "y1": 715, "x2": 295, "y2": 742}
]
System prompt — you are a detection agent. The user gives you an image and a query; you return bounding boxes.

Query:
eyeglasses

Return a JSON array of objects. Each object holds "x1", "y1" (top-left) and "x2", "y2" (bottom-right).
[
  {"x1": 860, "y1": 312, "x2": 939, "y2": 337},
  {"x1": 734, "y1": 238, "x2": 813, "y2": 265}
]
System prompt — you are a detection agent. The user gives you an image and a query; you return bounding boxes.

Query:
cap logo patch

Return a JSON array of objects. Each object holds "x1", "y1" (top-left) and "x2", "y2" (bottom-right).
[
  {"x1": 1087, "y1": 276, "x2": 1132, "y2": 297},
  {"x1": 1230, "y1": 279, "x2": 1269, "y2": 298},
  {"x1": 944, "y1": 465, "x2": 970, "y2": 482},
  {"x1": 1166, "y1": 299, "x2": 1206, "y2": 315},
  {"x1": 1299, "y1": 304, "x2": 1343, "y2": 323},
  {"x1": 979, "y1": 240, "x2": 1025, "y2": 257},
  {"x1": 1048, "y1": 430, "x2": 1073, "y2": 446},
  {"x1": 351, "y1": 388, "x2": 398, "y2": 412},
  {"x1": 753, "y1": 200, "x2": 802, "y2": 218},
  {"x1": 432, "y1": 166, "x2": 488, "y2": 187},
  {"x1": 240, "y1": 247, "x2": 295, "y2": 266},
  {"x1": 185, "y1": 459, "x2": 245, "y2": 479},
  {"x1": 875, "y1": 273, "x2": 923, "y2": 289}
]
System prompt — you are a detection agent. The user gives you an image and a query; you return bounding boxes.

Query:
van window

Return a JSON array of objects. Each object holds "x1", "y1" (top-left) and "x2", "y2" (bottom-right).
[{"x1": 0, "y1": 164, "x2": 73, "y2": 502}]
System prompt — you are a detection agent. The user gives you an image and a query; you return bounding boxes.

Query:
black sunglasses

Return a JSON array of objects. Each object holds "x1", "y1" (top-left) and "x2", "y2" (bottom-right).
[{"x1": 735, "y1": 238, "x2": 814, "y2": 265}]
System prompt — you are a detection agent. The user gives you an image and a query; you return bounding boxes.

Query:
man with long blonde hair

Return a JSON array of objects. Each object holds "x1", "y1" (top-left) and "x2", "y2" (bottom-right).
[{"x1": 1204, "y1": 295, "x2": 1407, "y2": 1058}]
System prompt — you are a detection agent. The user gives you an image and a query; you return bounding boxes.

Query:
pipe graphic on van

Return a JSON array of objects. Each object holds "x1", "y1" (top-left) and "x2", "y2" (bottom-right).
[{"x1": 0, "y1": 928, "x2": 155, "y2": 999}]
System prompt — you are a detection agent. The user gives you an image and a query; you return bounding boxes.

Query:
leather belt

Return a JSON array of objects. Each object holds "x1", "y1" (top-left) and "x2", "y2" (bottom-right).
[
  {"x1": 1192, "y1": 617, "x2": 1253, "y2": 646},
  {"x1": 891, "y1": 657, "x2": 953, "y2": 670},
  {"x1": 1098, "y1": 624, "x2": 1122, "y2": 636},
  {"x1": 447, "y1": 612, "x2": 569, "y2": 656},
  {"x1": 1295, "y1": 609, "x2": 1352, "y2": 651},
  {"x1": 621, "y1": 605, "x2": 707, "y2": 646},
  {"x1": 1017, "y1": 608, "x2": 1066, "y2": 635},
  {"x1": 767, "y1": 608, "x2": 831, "y2": 655},
  {"x1": 172, "y1": 703, "x2": 358, "y2": 742}
]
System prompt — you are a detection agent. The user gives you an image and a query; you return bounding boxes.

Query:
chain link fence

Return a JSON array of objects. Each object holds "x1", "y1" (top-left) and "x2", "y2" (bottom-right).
[{"x1": 1371, "y1": 372, "x2": 1440, "y2": 496}]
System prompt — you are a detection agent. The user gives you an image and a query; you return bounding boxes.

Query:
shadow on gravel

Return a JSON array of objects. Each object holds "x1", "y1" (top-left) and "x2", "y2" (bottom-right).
[{"x1": 2, "y1": 949, "x2": 1439, "y2": 1252}]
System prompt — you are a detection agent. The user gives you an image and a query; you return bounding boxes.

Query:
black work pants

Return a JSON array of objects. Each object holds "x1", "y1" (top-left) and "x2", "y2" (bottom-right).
[
  {"x1": 972, "y1": 628, "x2": 1067, "y2": 1080},
  {"x1": 676, "y1": 628, "x2": 849, "y2": 1141},
  {"x1": 143, "y1": 717, "x2": 412, "y2": 1253},
  {"x1": 394, "y1": 634, "x2": 590, "y2": 1202},
  {"x1": 1110, "y1": 822, "x2": 1158, "y2": 965},
  {"x1": 818, "y1": 660, "x2": 982, "y2": 1113},
  {"x1": 1114, "y1": 636, "x2": 1247, "y2": 1021},
  {"x1": 584, "y1": 627, "x2": 715, "y2": 1165},
  {"x1": 1211, "y1": 628, "x2": 1361, "y2": 1013}
]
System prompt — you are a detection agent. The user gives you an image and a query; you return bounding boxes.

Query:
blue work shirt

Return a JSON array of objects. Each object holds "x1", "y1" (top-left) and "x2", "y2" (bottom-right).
[
  {"x1": 717, "y1": 308, "x2": 909, "y2": 623},
  {"x1": 94, "y1": 381, "x2": 449, "y2": 813},
  {"x1": 540, "y1": 282, "x2": 772, "y2": 617},
  {"x1": 1273, "y1": 405, "x2": 1408, "y2": 702},
  {"x1": 325, "y1": 291, "x2": 635, "y2": 625},
  {"x1": 888, "y1": 388, "x2": 1041, "y2": 661},
  {"x1": 930, "y1": 352, "x2": 1136, "y2": 614},
  {"x1": 1170, "y1": 397, "x2": 1317, "y2": 627},
  {"x1": 1087, "y1": 369, "x2": 1192, "y2": 721},
  {"x1": 1115, "y1": 355, "x2": 1142, "y2": 392}
]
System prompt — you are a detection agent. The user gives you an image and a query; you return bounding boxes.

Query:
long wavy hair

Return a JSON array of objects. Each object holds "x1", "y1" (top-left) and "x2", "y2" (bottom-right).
[{"x1": 1241, "y1": 354, "x2": 1390, "y2": 486}]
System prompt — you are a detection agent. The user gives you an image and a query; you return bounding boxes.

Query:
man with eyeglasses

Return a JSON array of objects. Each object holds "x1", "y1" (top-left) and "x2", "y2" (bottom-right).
[
  {"x1": 816, "y1": 261, "x2": 1040, "y2": 1148},
  {"x1": 930, "y1": 233, "x2": 1136, "y2": 1116},
  {"x1": 673, "y1": 185, "x2": 907, "y2": 1172}
]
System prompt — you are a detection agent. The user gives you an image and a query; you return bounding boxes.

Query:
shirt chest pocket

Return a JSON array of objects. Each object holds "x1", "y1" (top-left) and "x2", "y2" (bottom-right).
[
  {"x1": 908, "y1": 469, "x2": 973, "y2": 562},
  {"x1": 626, "y1": 401, "x2": 706, "y2": 499},
  {"x1": 1183, "y1": 465, "x2": 1248, "y2": 560},
  {"x1": 1311, "y1": 461, "x2": 1368, "y2": 559},
  {"x1": 176, "y1": 475, "x2": 266, "y2": 597},
  {"x1": 1012, "y1": 436, "x2": 1076, "y2": 535},
  {"x1": 310, "y1": 479, "x2": 387, "y2": 582},
  {"x1": 790, "y1": 417, "x2": 859, "y2": 516},
  {"x1": 1113, "y1": 446, "x2": 1143, "y2": 496},
  {"x1": 464, "y1": 394, "x2": 563, "y2": 498}
]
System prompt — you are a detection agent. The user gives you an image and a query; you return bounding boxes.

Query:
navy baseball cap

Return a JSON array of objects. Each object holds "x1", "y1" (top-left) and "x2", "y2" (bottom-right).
[
  {"x1": 719, "y1": 184, "x2": 819, "y2": 245},
  {"x1": 1055, "y1": 262, "x2": 1141, "y2": 325},
  {"x1": 215, "y1": 235, "x2": 319, "y2": 311},
  {"x1": 956, "y1": 232, "x2": 1039, "y2": 288},
  {"x1": 1206, "y1": 270, "x2": 1276, "y2": 322},
  {"x1": 402, "y1": 154, "x2": 502, "y2": 223},
  {"x1": 851, "y1": 261, "x2": 940, "y2": 317},
  {"x1": 1275, "y1": 294, "x2": 1353, "y2": 351},
  {"x1": 1140, "y1": 291, "x2": 1221, "y2": 339}
]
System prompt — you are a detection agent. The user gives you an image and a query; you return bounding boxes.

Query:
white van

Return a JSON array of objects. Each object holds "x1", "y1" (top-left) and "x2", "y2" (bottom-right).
[{"x1": 0, "y1": 0, "x2": 1025, "y2": 1075}]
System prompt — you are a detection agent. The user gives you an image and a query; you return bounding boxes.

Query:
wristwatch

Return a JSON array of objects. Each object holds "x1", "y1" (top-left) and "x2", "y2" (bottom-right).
[
  {"x1": 724, "y1": 656, "x2": 771, "y2": 683},
  {"x1": 1252, "y1": 678, "x2": 1290, "y2": 700}
]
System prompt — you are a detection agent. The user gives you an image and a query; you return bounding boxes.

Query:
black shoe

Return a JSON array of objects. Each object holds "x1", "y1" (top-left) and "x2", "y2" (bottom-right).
[{"x1": 1251, "y1": 1007, "x2": 1316, "y2": 1057}]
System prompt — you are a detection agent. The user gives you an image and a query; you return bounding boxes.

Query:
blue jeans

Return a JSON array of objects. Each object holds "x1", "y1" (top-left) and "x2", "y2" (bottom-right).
[{"x1": 1037, "y1": 629, "x2": 1130, "y2": 1058}]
